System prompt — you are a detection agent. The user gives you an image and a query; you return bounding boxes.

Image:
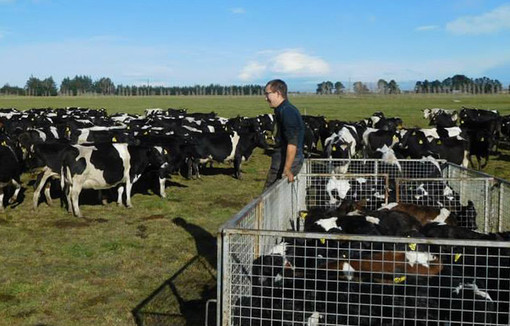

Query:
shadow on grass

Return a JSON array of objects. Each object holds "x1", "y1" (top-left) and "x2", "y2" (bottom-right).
[{"x1": 132, "y1": 218, "x2": 217, "y2": 326}]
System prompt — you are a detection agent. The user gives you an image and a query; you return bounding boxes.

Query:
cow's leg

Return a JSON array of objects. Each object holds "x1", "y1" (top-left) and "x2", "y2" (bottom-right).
[
  {"x1": 117, "y1": 186, "x2": 124, "y2": 206},
  {"x1": 186, "y1": 158, "x2": 193, "y2": 179},
  {"x1": 468, "y1": 155, "x2": 476, "y2": 169},
  {"x1": 70, "y1": 183, "x2": 83, "y2": 218},
  {"x1": 44, "y1": 182, "x2": 53, "y2": 206},
  {"x1": 125, "y1": 181, "x2": 133, "y2": 208},
  {"x1": 234, "y1": 157, "x2": 242, "y2": 179},
  {"x1": 193, "y1": 161, "x2": 201, "y2": 179},
  {"x1": 159, "y1": 177, "x2": 167, "y2": 198},
  {"x1": 9, "y1": 179, "x2": 21, "y2": 204},
  {"x1": 481, "y1": 155, "x2": 489, "y2": 169},
  {"x1": 33, "y1": 170, "x2": 53, "y2": 209},
  {"x1": 0, "y1": 187, "x2": 4, "y2": 212}
]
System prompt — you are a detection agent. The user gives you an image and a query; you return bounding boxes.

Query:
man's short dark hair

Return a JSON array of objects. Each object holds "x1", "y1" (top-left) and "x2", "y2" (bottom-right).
[{"x1": 266, "y1": 79, "x2": 288, "y2": 99}]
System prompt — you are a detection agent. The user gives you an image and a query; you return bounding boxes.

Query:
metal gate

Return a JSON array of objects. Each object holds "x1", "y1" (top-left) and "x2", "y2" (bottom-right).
[{"x1": 218, "y1": 159, "x2": 510, "y2": 326}]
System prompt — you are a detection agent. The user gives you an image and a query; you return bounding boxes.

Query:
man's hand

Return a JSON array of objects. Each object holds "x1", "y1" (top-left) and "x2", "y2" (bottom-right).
[{"x1": 283, "y1": 168, "x2": 295, "y2": 182}]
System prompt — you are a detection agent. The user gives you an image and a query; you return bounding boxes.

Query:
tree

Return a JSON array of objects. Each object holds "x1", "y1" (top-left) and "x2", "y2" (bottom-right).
[
  {"x1": 93, "y1": 77, "x2": 115, "y2": 95},
  {"x1": 25, "y1": 75, "x2": 57, "y2": 96},
  {"x1": 0, "y1": 83, "x2": 25, "y2": 96},
  {"x1": 387, "y1": 80, "x2": 400, "y2": 94},
  {"x1": 377, "y1": 79, "x2": 389, "y2": 94},
  {"x1": 353, "y1": 81, "x2": 369, "y2": 94},
  {"x1": 334, "y1": 81, "x2": 345, "y2": 94}
]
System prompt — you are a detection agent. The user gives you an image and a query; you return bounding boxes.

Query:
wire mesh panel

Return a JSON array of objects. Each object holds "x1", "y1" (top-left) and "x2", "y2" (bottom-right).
[
  {"x1": 224, "y1": 231, "x2": 510, "y2": 326},
  {"x1": 304, "y1": 173, "x2": 389, "y2": 210},
  {"x1": 305, "y1": 159, "x2": 448, "y2": 180},
  {"x1": 219, "y1": 159, "x2": 510, "y2": 326},
  {"x1": 396, "y1": 178, "x2": 490, "y2": 230}
]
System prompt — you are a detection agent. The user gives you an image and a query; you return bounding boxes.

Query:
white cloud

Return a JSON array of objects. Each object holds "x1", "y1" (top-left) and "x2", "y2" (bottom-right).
[
  {"x1": 271, "y1": 50, "x2": 330, "y2": 76},
  {"x1": 238, "y1": 49, "x2": 330, "y2": 81},
  {"x1": 446, "y1": 4, "x2": 510, "y2": 35},
  {"x1": 230, "y1": 7, "x2": 246, "y2": 14},
  {"x1": 415, "y1": 25, "x2": 440, "y2": 31},
  {"x1": 239, "y1": 61, "x2": 266, "y2": 80}
]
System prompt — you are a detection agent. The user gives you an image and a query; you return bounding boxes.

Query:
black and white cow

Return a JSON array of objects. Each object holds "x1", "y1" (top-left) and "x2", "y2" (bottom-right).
[
  {"x1": 190, "y1": 130, "x2": 267, "y2": 179},
  {"x1": 0, "y1": 137, "x2": 23, "y2": 211},
  {"x1": 423, "y1": 108, "x2": 458, "y2": 127},
  {"x1": 27, "y1": 141, "x2": 71, "y2": 209},
  {"x1": 60, "y1": 143, "x2": 133, "y2": 217}
]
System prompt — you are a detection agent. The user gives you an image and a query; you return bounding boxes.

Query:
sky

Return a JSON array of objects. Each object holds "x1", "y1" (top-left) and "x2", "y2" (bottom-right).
[{"x1": 1, "y1": 0, "x2": 510, "y2": 91}]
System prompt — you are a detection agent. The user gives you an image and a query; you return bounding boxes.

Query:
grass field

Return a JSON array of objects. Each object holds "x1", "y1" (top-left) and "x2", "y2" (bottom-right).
[{"x1": 1, "y1": 94, "x2": 510, "y2": 326}]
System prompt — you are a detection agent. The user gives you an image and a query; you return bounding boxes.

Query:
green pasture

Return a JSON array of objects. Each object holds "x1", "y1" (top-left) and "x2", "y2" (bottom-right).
[{"x1": 1, "y1": 94, "x2": 510, "y2": 326}]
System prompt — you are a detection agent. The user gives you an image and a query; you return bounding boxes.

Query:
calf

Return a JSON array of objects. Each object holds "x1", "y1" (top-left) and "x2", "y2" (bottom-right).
[
  {"x1": 379, "y1": 202, "x2": 458, "y2": 226},
  {"x1": 324, "y1": 250, "x2": 443, "y2": 283}
]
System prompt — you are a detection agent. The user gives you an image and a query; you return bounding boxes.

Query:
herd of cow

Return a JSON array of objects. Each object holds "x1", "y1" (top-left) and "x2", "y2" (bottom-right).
[
  {"x1": 0, "y1": 107, "x2": 272, "y2": 217},
  {"x1": 306, "y1": 107, "x2": 510, "y2": 170},
  {"x1": 0, "y1": 106, "x2": 508, "y2": 218}
]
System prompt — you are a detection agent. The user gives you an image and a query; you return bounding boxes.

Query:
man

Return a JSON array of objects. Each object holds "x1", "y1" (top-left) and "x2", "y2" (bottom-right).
[{"x1": 263, "y1": 79, "x2": 305, "y2": 189}]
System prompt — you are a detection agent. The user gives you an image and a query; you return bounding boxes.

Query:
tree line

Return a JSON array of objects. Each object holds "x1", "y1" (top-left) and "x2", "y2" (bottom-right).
[
  {"x1": 0, "y1": 75, "x2": 266, "y2": 96},
  {"x1": 414, "y1": 75, "x2": 505, "y2": 94},
  {"x1": 0, "y1": 74, "x2": 508, "y2": 96}
]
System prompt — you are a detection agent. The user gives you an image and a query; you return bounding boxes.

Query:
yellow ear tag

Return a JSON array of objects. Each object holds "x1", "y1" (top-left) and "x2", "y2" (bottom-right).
[
  {"x1": 460, "y1": 120, "x2": 464, "y2": 124},
  {"x1": 408, "y1": 243, "x2": 417, "y2": 251},
  {"x1": 163, "y1": 149, "x2": 168, "y2": 155},
  {"x1": 144, "y1": 131, "x2": 148, "y2": 135},
  {"x1": 412, "y1": 131, "x2": 416, "y2": 136},
  {"x1": 112, "y1": 136, "x2": 118, "y2": 142},
  {"x1": 299, "y1": 211, "x2": 308, "y2": 219},
  {"x1": 1, "y1": 141, "x2": 6, "y2": 146},
  {"x1": 454, "y1": 253, "x2": 462, "y2": 262},
  {"x1": 437, "y1": 140, "x2": 442, "y2": 145},
  {"x1": 394, "y1": 276, "x2": 406, "y2": 283},
  {"x1": 393, "y1": 135, "x2": 398, "y2": 142},
  {"x1": 332, "y1": 146, "x2": 337, "y2": 151},
  {"x1": 320, "y1": 238, "x2": 326, "y2": 245},
  {"x1": 127, "y1": 126, "x2": 130, "y2": 130},
  {"x1": 481, "y1": 137, "x2": 484, "y2": 142},
  {"x1": 418, "y1": 140, "x2": 423, "y2": 144}
]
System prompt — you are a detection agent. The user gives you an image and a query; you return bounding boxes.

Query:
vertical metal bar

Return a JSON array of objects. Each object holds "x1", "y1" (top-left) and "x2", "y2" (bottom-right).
[
  {"x1": 499, "y1": 181, "x2": 504, "y2": 233},
  {"x1": 484, "y1": 179, "x2": 490, "y2": 233},
  {"x1": 216, "y1": 232, "x2": 223, "y2": 326},
  {"x1": 221, "y1": 231, "x2": 230, "y2": 325},
  {"x1": 395, "y1": 178, "x2": 400, "y2": 202},
  {"x1": 255, "y1": 201, "x2": 263, "y2": 258}
]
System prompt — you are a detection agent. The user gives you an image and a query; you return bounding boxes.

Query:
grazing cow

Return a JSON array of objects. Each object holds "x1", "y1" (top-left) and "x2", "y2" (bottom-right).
[{"x1": 0, "y1": 138, "x2": 23, "y2": 211}]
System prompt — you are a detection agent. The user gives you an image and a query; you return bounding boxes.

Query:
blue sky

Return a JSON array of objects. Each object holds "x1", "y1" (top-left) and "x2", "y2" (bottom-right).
[{"x1": 1, "y1": 0, "x2": 510, "y2": 91}]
